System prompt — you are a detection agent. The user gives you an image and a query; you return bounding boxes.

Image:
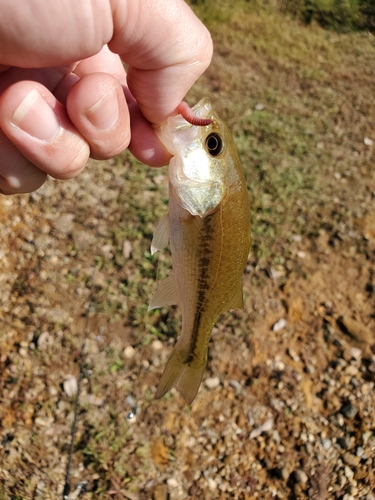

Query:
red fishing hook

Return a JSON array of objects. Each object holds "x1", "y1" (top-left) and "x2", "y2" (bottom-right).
[{"x1": 177, "y1": 102, "x2": 213, "y2": 126}]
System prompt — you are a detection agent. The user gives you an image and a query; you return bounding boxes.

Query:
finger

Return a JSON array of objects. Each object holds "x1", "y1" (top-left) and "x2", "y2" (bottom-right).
[
  {"x1": 0, "y1": 130, "x2": 46, "y2": 194},
  {"x1": 70, "y1": 46, "x2": 168, "y2": 164},
  {"x1": 109, "y1": 0, "x2": 213, "y2": 124},
  {"x1": 127, "y1": 100, "x2": 171, "y2": 167},
  {"x1": 73, "y1": 45, "x2": 127, "y2": 86},
  {"x1": 66, "y1": 72, "x2": 130, "y2": 159},
  {"x1": 54, "y1": 46, "x2": 127, "y2": 105},
  {"x1": 0, "y1": 2, "x2": 113, "y2": 67},
  {"x1": 0, "y1": 81, "x2": 90, "y2": 180},
  {"x1": 1, "y1": 0, "x2": 212, "y2": 125}
]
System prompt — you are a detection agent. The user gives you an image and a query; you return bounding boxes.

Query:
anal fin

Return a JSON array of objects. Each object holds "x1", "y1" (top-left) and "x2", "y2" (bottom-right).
[
  {"x1": 228, "y1": 285, "x2": 244, "y2": 310},
  {"x1": 151, "y1": 213, "x2": 170, "y2": 255}
]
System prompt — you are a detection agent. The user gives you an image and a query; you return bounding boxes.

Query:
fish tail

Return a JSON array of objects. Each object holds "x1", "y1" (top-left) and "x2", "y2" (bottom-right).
[{"x1": 156, "y1": 348, "x2": 207, "y2": 405}]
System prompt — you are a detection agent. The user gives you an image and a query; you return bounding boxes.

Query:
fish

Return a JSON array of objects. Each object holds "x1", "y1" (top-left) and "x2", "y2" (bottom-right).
[{"x1": 149, "y1": 98, "x2": 251, "y2": 404}]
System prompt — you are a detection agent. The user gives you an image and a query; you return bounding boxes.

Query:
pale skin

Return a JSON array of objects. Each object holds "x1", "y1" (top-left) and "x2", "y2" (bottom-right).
[{"x1": 0, "y1": 0, "x2": 213, "y2": 195}]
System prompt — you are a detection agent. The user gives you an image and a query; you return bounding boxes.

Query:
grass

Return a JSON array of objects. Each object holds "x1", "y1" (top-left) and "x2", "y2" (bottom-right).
[
  {"x1": 186, "y1": 1, "x2": 375, "y2": 268},
  {"x1": 2, "y1": 2, "x2": 375, "y2": 497}
]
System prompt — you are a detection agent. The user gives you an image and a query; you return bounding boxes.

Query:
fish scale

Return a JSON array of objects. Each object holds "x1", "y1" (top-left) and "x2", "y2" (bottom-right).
[{"x1": 149, "y1": 98, "x2": 251, "y2": 404}]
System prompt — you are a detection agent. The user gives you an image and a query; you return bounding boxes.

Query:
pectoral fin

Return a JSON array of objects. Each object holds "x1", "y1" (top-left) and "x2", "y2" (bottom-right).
[
  {"x1": 148, "y1": 272, "x2": 179, "y2": 310},
  {"x1": 151, "y1": 214, "x2": 170, "y2": 255}
]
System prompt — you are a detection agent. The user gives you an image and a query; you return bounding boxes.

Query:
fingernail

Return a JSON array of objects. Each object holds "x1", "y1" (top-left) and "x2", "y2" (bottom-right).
[
  {"x1": 85, "y1": 88, "x2": 119, "y2": 130},
  {"x1": 11, "y1": 88, "x2": 60, "y2": 140}
]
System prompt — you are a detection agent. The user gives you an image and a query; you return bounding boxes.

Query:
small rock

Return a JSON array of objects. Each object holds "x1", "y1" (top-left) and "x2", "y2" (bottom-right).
[
  {"x1": 63, "y1": 374, "x2": 78, "y2": 397},
  {"x1": 207, "y1": 478, "x2": 217, "y2": 491},
  {"x1": 228, "y1": 379, "x2": 242, "y2": 393},
  {"x1": 205, "y1": 376, "x2": 220, "y2": 390},
  {"x1": 321, "y1": 438, "x2": 332, "y2": 450},
  {"x1": 337, "y1": 437, "x2": 352, "y2": 450},
  {"x1": 350, "y1": 347, "x2": 362, "y2": 360},
  {"x1": 34, "y1": 416, "x2": 54, "y2": 427},
  {"x1": 123, "y1": 345, "x2": 135, "y2": 359},
  {"x1": 287, "y1": 348, "x2": 300, "y2": 362},
  {"x1": 255, "y1": 103, "x2": 265, "y2": 111},
  {"x1": 153, "y1": 484, "x2": 168, "y2": 500},
  {"x1": 342, "y1": 452, "x2": 360, "y2": 468},
  {"x1": 337, "y1": 413, "x2": 344, "y2": 426},
  {"x1": 152, "y1": 340, "x2": 163, "y2": 351},
  {"x1": 293, "y1": 469, "x2": 308, "y2": 484},
  {"x1": 37, "y1": 331, "x2": 50, "y2": 350},
  {"x1": 249, "y1": 418, "x2": 274, "y2": 439},
  {"x1": 126, "y1": 412, "x2": 137, "y2": 424},
  {"x1": 344, "y1": 465, "x2": 354, "y2": 479},
  {"x1": 48, "y1": 386, "x2": 58, "y2": 397},
  {"x1": 340, "y1": 403, "x2": 358, "y2": 419},
  {"x1": 125, "y1": 395, "x2": 135, "y2": 406},
  {"x1": 123, "y1": 240, "x2": 132, "y2": 259},
  {"x1": 356, "y1": 446, "x2": 364, "y2": 458},
  {"x1": 364, "y1": 137, "x2": 373, "y2": 146},
  {"x1": 278, "y1": 467, "x2": 289, "y2": 480},
  {"x1": 167, "y1": 478, "x2": 178, "y2": 488},
  {"x1": 273, "y1": 318, "x2": 287, "y2": 332}
]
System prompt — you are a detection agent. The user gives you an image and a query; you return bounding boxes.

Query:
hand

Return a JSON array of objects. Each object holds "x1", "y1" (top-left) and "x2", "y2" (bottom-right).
[{"x1": 0, "y1": 0, "x2": 212, "y2": 194}]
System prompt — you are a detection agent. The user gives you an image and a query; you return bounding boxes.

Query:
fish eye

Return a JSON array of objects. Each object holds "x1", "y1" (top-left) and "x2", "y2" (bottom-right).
[{"x1": 205, "y1": 133, "x2": 224, "y2": 157}]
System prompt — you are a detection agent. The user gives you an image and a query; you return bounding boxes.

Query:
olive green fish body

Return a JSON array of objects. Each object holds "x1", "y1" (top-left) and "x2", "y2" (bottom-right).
[{"x1": 150, "y1": 99, "x2": 251, "y2": 404}]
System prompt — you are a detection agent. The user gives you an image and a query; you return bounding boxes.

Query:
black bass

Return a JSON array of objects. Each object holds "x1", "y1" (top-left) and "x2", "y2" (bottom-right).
[{"x1": 149, "y1": 98, "x2": 251, "y2": 404}]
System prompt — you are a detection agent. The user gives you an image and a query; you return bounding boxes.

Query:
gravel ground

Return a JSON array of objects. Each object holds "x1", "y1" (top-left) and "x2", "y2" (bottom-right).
[{"x1": 1, "y1": 7, "x2": 375, "y2": 500}]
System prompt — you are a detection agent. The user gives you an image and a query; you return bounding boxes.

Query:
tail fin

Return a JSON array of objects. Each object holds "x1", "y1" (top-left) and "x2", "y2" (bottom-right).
[{"x1": 155, "y1": 348, "x2": 206, "y2": 404}]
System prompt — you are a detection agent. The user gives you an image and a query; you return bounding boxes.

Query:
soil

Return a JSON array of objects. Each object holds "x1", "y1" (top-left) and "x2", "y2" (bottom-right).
[{"x1": 1, "y1": 7, "x2": 375, "y2": 500}]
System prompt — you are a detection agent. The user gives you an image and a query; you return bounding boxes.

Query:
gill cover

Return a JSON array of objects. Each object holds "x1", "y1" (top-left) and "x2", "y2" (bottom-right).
[{"x1": 155, "y1": 98, "x2": 237, "y2": 218}]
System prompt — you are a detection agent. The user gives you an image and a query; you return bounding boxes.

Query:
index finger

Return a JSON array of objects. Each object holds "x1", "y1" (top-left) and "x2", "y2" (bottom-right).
[{"x1": 109, "y1": 0, "x2": 213, "y2": 124}]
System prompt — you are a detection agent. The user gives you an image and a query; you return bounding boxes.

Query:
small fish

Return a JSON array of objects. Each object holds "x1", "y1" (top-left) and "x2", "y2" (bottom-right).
[{"x1": 149, "y1": 98, "x2": 251, "y2": 404}]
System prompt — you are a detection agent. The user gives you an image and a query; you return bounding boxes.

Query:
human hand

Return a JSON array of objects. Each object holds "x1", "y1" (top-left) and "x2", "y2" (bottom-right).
[{"x1": 0, "y1": 0, "x2": 212, "y2": 194}]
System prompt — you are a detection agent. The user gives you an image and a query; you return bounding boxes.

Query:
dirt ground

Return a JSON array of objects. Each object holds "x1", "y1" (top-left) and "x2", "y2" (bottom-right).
[{"x1": 1, "y1": 5, "x2": 375, "y2": 500}]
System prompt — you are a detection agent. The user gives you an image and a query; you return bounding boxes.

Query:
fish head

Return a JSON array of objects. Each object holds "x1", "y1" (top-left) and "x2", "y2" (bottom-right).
[{"x1": 155, "y1": 98, "x2": 241, "y2": 218}]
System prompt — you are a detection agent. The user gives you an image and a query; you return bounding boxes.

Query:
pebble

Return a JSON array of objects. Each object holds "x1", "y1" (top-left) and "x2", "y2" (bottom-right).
[
  {"x1": 48, "y1": 386, "x2": 58, "y2": 397},
  {"x1": 205, "y1": 376, "x2": 220, "y2": 390},
  {"x1": 126, "y1": 412, "x2": 137, "y2": 424},
  {"x1": 255, "y1": 102, "x2": 265, "y2": 111},
  {"x1": 350, "y1": 347, "x2": 362, "y2": 359},
  {"x1": 293, "y1": 469, "x2": 308, "y2": 484},
  {"x1": 249, "y1": 418, "x2": 274, "y2": 439},
  {"x1": 287, "y1": 348, "x2": 300, "y2": 362},
  {"x1": 37, "y1": 331, "x2": 50, "y2": 350},
  {"x1": 336, "y1": 414, "x2": 345, "y2": 427},
  {"x1": 167, "y1": 478, "x2": 178, "y2": 488},
  {"x1": 123, "y1": 345, "x2": 135, "y2": 359},
  {"x1": 272, "y1": 318, "x2": 287, "y2": 332},
  {"x1": 321, "y1": 438, "x2": 332, "y2": 450},
  {"x1": 340, "y1": 403, "x2": 358, "y2": 419},
  {"x1": 207, "y1": 478, "x2": 217, "y2": 491},
  {"x1": 63, "y1": 374, "x2": 78, "y2": 397},
  {"x1": 342, "y1": 452, "x2": 360, "y2": 467},
  {"x1": 228, "y1": 379, "x2": 242, "y2": 393},
  {"x1": 152, "y1": 340, "x2": 163, "y2": 351},
  {"x1": 364, "y1": 137, "x2": 373, "y2": 146},
  {"x1": 356, "y1": 446, "x2": 365, "y2": 458},
  {"x1": 344, "y1": 465, "x2": 354, "y2": 479}
]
